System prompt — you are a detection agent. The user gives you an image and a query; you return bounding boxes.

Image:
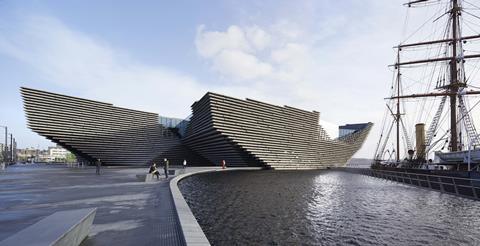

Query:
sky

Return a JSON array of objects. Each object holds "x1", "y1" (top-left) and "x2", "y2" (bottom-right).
[{"x1": 0, "y1": 0, "x2": 423, "y2": 157}]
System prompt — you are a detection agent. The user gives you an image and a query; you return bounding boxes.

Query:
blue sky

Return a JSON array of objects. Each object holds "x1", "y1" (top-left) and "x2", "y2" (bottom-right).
[{"x1": 0, "y1": 0, "x2": 415, "y2": 157}]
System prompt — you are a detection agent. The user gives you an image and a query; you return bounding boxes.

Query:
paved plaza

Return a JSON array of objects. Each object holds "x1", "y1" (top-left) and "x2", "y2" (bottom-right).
[{"x1": 0, "y1": 164, "x2": 185, "y2": 246}]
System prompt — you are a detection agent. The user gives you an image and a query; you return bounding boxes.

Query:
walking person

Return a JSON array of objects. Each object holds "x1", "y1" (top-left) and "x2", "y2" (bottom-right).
[
  {"x1": 163, "y1": 158, "x2": 169, "y2": 178},
  {"x1": 183, "y1": 159, "x2": 187, "y2": 169},
  {"x1": 96, "y1": 159, "x2": 101, "y2": 175},
  {"x1": 149, "y1": 162, "x2": 160, "y2": 180}
]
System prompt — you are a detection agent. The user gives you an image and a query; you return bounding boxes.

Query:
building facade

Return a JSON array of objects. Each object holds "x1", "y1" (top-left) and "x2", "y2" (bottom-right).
[
  {"x1": 48, "y1": 146, "x2": 68, "y2": 160},
  {"x1": 22, "y1": 87, "x2": 372, "y2": 169},
  {"x1": 183, "y1": 93, "x2": 372, "y2": 169},
  {"x1": 16, "y1": 148, "x2": 38, "y2": 162},
  {"x1": 339, "y1": 123, "x2": 371, "y2": 138}
]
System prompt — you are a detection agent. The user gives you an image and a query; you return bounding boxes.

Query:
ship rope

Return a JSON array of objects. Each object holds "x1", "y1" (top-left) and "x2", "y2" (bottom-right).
[
  {"x1": 400, "y1": 117, "x2": 414, "y2": 152},
  {"x1": 426, "y1": 98, "x2": 452, "y2": 151},
  {"x1": 401, "y1": 3, "x2": 447, "y2": 44},
  {"x1": 379, "y1": 0, "x2": 480, "y2": 161},
  {"x1": 464, "y1": 0, "x2": 480, "y2": 10},
  {"x1": 374, "y1": 53, "x2": 403, "y2": 161},
  {"x1": 375, "y1": 120, "x2": 395, "y2": 161},
  {"x1": 375, "y1": 0, "x2": 480, "y2": 159},
  {"x1": 426, "y1": 96, "x2": 447, "y2": 147},
  {"x1": 401, "y1": 2, "x2": 450, "y2": 143},
  {"x1": 428, "y1": 97, "x2": 480, "y2": 152},
  {"x1": 373, "y1": 107, "x2": 390, "y2": 161},
  {"x1": 458, "y1": 96, "x2": 480, "y2": 146},
  {"x1": 415, "y1": 9, "x2": 450, "y2": 128}
]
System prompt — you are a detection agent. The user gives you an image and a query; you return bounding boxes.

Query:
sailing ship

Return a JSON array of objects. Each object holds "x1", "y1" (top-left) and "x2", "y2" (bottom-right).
[{"x1": 374, "y1": 0, "x2": 480, "y2": 171}]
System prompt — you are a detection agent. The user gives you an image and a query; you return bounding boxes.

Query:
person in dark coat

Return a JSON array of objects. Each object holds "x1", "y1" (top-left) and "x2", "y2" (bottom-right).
[
  {"x1": 163, "y1": 158, "x2": 169, "y2": 178},
  {"x1": 96, "y1": 159, "x2": 101, "y2": 175},
  {"x1": 149, "y1": 162, "x2": 160, "y2": 180}
]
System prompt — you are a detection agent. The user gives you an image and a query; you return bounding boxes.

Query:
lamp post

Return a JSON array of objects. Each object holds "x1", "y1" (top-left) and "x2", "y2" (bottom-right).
[
  {"x1": 0, "y1": 126, "x2": 7, "y2": 168},
  {"x1": 12, "y1": 138, "x2": 14, "y2": 163},
  {"x1": 10, "y1": 134, "x2": 13, "y2": 164}
]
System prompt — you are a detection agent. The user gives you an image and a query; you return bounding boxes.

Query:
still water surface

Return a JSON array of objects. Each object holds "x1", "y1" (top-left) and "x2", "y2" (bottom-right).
[{"x1": 179, "y1": 170, "x2": 480, "y2": 246}]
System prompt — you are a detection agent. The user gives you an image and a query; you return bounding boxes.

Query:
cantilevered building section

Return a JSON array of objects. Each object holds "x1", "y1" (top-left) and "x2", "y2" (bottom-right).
[
  {"x1": 20, "y1": 87, "x2": 206, "y2": 166},
  {"x1": 183, "y1": 93, "x2": 372, "y2": 169},
  {"x1": 21, "y1": 87, "x2": 371, "y2": 168}
]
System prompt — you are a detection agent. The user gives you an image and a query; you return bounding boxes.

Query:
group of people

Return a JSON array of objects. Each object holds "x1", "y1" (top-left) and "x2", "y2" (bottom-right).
[
  {"x1": 94, "y1": 158, "x2": 187, "y2": 179},
  {"x1": 94, "y1": 158, "x2": 229, "y2": 179},
  {"x1": 149, "y1": 158, "x2": 187, "y2": 180}
]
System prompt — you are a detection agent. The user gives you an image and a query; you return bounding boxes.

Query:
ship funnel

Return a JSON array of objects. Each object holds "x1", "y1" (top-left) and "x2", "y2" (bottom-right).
[{"x1": 415, "y1": 123, "x2": 426, "y2": 160}]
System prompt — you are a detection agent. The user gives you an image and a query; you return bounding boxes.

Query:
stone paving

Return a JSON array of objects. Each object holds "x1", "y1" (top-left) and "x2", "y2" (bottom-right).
[{"x1": 0, "y1": 164, "x2": 185, "y2": 246}]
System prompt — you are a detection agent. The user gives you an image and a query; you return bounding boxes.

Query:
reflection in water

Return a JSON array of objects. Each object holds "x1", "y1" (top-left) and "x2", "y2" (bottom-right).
[{"x1": 179, "y1": 170, "x2": 480, "y2": 246}]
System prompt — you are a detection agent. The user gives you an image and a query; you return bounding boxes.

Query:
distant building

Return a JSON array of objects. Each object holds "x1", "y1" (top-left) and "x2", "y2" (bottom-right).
[
  {"x1": 48, "y1": 146, "x2": 69, "y2": 161},
  {"x1": 16, "y1": 146, "x2": 71, "y2": 163},
  {"x1": 17, "y1": 148, "x2": 40, "y2": 162},
  {"x1": 339, "y1": 123, "x2": 370, "y2": 138}
]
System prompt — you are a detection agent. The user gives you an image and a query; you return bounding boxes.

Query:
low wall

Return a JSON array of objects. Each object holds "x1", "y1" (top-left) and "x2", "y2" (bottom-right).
[
  {"x1": 337, "y1": 167, "x2": 480, "y2": 201},
  {"x1": 170, "y1": 167, "x2": 263, "y2": 246}
]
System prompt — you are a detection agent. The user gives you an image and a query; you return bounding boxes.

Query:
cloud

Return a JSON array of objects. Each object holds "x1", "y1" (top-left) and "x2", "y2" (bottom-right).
[
  {"x1": 0, "y1": 13, "x2": 342, "y2": 147},
  {"x1": 195, "y1": 25, "x2": 251, "y2": 58},
  {"x1": 193, "y1": 1, "x2": 415, "y2": 157},
  {"x1": 194, "y1": 22, "x2": 347, "y2": 140},
  {"x1": 245, "y1": 25, "x2": 271, "y2": 50},
  {"x1": 195, "y1": 23, "x2": 312, "y2": 86},
  {"x1": 0, "y1": 15, "x2": 206, "y2": 118},
  {"x1": 0, "y1": 13, "x2": 342, "y2": 143},
  {"x1": 213, "y1": 50, "x2": 272, "y2": 80},
  {"x1": 1, "y1": 0, "x2": 418, "y2": 157},
  {"x1": 195, "y1": 24, "x2": 277, "y2": 81}
]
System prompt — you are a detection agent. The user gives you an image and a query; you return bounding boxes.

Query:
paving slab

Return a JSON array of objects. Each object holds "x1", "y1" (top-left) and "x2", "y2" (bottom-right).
[{"x1": 0, "y1": 164, "x2": 185, "y2": 246}]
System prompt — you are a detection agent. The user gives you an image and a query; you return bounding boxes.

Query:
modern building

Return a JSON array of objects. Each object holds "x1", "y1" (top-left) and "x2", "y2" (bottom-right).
[
  {"x1": 21, "y1": 87, "x2": 372, "y2": 169},
  {"x1": 339, "y1": 123, "x2": 371, "y2": 138}
]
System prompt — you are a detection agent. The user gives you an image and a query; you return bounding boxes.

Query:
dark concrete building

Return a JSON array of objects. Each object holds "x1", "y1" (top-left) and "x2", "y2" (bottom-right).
[{"x1": 21, "y1": 87, "x2": 372, "y2": 169}]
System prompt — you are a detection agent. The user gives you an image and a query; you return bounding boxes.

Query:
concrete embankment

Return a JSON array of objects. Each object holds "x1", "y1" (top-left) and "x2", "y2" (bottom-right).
[
  {"x1": 336, "y1": 167, "x2": 480, "y2": 201},
  {"x1": 170, "y1": 167, "x2": 263, "y2": 246}
]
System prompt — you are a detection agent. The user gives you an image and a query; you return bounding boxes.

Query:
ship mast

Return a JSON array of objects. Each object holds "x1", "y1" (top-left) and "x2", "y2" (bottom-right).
[
  {"x1": 396, "y1": 51, "x2": 401, "y2": 162},
  {"x1": 449, "y1": 0, "x2": 460, "y2": 151},
  {"x1": 375, "y1": 0, "x2": 480, "y2": 164},
  {"x1": 388, "y1": 0, "x2": 480, "y2": 157}
]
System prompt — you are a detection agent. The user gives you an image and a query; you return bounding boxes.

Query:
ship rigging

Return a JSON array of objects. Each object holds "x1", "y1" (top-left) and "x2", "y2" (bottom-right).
[{"x1": 374, "y1": 0, "x2": 480, "y2": 170}]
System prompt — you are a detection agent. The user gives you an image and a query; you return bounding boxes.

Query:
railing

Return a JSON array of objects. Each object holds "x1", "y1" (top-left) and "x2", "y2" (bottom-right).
[{"x1": 344, "y1": 168, "x2": 480, "y2": 201}]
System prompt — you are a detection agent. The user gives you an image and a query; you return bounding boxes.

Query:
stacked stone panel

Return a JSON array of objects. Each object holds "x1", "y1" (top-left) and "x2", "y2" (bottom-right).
[
  {"x1": 21, "y1": 87, "x2": 207, "y2": 166},
  {"x1": 21, "y1": 88, "x2": 371, "y2": 168},
  {"x1": 184, "y1": 93, "x2": 372, "y2": 169}
]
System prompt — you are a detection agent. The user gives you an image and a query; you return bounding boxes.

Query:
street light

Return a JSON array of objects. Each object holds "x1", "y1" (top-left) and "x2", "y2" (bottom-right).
[
  {"x1": 10, "y1": 134, "x2": 13, "y2": 164},
  {"x1": 0, "y1": 126, "x2": 7, "y2": 167}
]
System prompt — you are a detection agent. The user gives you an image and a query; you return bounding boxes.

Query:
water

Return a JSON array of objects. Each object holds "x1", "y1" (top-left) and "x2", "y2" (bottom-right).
[{"x1": 178, "y1": 170, "x2": 480, "y2": 246}]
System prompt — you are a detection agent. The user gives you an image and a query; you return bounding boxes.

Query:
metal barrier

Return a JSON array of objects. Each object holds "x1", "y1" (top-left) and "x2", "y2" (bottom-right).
[{"x1": 354, "y1": 168, "x2": 480, "y2": 201}]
